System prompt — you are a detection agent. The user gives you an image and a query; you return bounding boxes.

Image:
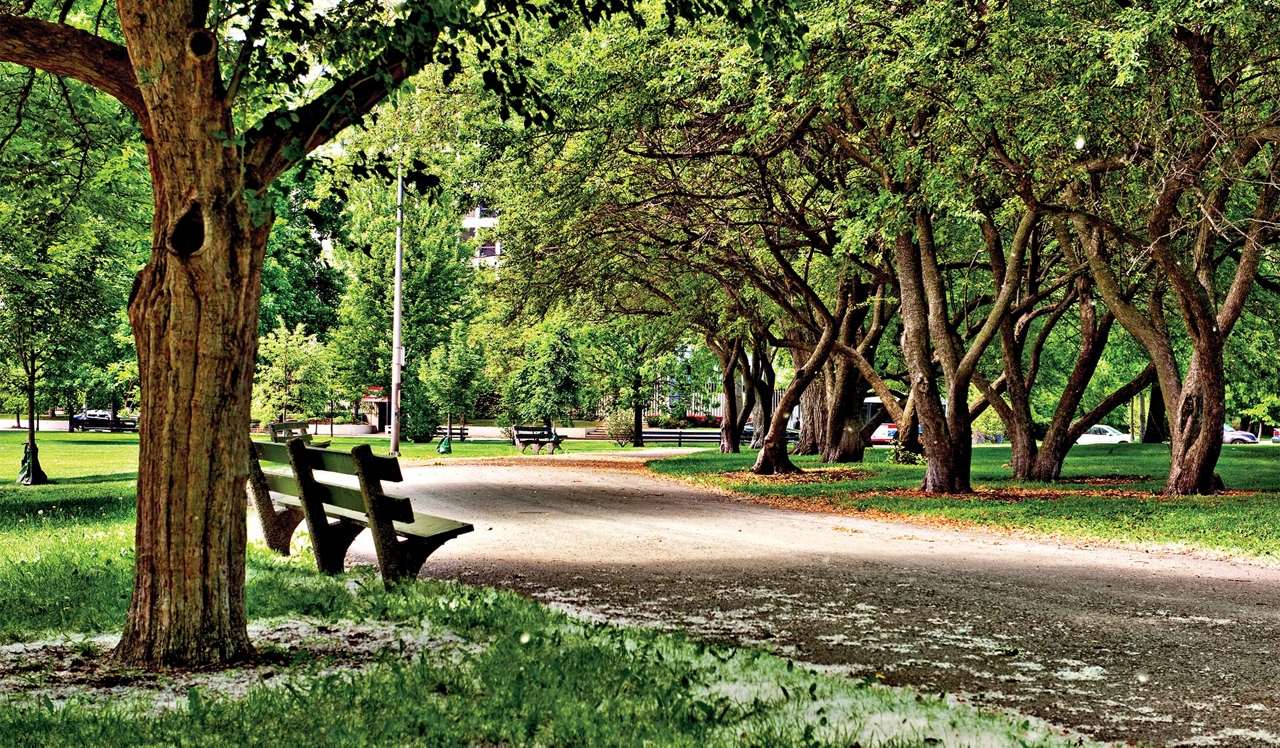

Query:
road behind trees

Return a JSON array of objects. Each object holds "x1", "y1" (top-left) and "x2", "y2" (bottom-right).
[{"x1": 361, "y1": 453, "x2": 1280, "y2": 746}]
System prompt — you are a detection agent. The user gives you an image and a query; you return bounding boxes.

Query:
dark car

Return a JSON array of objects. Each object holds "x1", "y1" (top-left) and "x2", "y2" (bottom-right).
[
  {"x1": 70, "y1": 410, "x2": 139, "y2": 432},
  {"x1": 740, "y1": 423, "x2": 801, "y2": 443}
]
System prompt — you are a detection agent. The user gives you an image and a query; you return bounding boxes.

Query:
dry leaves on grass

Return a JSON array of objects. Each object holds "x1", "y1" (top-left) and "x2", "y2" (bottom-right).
[
  {"x1": 719, "y1": 469, "x2": 873, "y2": 485},
  {"x1": 1057, "y1": 475, "x2": 1154, "y2": 486}
]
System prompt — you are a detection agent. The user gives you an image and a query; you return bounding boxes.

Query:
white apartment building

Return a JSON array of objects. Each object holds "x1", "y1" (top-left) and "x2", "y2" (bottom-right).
[{"x1": 462, "y1": 205, "x2": 500, "y2": 267}]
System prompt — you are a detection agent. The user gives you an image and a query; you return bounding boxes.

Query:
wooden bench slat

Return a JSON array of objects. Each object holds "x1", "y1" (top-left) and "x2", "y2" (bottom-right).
[
  {"x1": 254, "y1": 440, "x2": 400, "y2": 483},
  {"x1": 264, "y1": 471, "x2": 300, "y2": 496},
  {"x1": 394, "y1": 514, "x2": 473, "y2": 539},
  {"x1": 254, "y1": 440, "x2": 291, "y2": 465},
  {"x1": 275, "y1": 494, "x2": 471, "y2": 542}
]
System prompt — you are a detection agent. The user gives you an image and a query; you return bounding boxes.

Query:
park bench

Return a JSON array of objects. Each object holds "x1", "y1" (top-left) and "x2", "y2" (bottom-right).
[
  {"x1": 640, "y1": 429, "x2": 736, "y2": 446},
  {"x1": 434, "y1": 424, "x2": 469, "y2": 441},
  {"x1": 248, "y1": 439, "x2": 473, "y2": 585},
  {"x1": 269, "y1": 420, "x2": 331, "y2": 449},
  {"x1": 512, "y1": 425, "x2": 564, "y2": 454}
]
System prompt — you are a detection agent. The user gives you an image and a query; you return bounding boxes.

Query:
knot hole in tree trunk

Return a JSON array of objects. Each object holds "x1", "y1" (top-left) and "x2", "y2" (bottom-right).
[
  {"x1": 169, "y1": 202, "x2": 206, "y2": 258},
  {"x1": 188, "y1": 30, "x2": 216, "y2": 59}
]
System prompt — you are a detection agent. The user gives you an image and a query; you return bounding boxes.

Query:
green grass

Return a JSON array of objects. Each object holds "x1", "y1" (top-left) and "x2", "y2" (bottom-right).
[
  {"x1": 0, "y1": 431, "x2": 1087, "y2": 747},
  {"x1": 650, "y1": 443, "x2": 1280, "y2": 558}
]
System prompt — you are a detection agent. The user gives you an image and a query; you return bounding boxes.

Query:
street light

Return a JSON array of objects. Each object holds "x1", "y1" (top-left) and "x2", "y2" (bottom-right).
[{"x1": 389, "y1": 167, "x2": 405, "y2": 456}]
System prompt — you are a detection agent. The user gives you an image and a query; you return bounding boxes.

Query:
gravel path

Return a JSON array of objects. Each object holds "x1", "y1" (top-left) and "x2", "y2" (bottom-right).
[{"x1": 350, "y1": 452, "x2": 1280, "y2": 747}]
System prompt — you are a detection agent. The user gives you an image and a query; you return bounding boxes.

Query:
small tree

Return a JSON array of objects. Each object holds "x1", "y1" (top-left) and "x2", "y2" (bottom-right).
[
  {"x1": 423, "y1": 327, "x2": 486, "y2": 437},
  {"x1": 504, "y1": 326, "x2": 581, "y2": 428},
  {"x1": 253, "y1": 322, "x2": 330, "y2": 425},
  {"x1": 603, "y1": 407, "x2": 636, "y2": 447}
]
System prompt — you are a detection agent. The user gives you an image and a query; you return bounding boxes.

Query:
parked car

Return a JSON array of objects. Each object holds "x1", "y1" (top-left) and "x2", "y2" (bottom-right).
[
  {"x1": 1223, "y1": 424, "x2": 1258, "y2": 444},
  {"x1": 870, "y1": 423, "x2": 899, "y2": 445},
  {"x1": 69, "y1": 410, "x2": 139, "y2": 432},
  {"x1": 1075, "y1": 424, "x2": 1129, "y2": 445},
  {"x1": 740, "y1": 423, "x2": 800, "y2": 443}
]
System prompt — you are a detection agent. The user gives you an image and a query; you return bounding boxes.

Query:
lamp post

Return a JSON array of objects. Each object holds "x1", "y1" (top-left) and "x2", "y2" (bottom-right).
[{"x1": 389, "y1": 168, "x2": 405, "y2": 456}]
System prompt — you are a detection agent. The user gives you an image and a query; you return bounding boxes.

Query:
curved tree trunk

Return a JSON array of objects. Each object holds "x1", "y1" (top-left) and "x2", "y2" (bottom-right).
[
  {"x1": 749, "y1": 340, "x2": 775, "y2": 450},
  {"x1": 753, "y1": 297, "x2": 846, "y2": 475},
  {"x1": 1166, "y1": 358, "x2": 1226, "y2": 495}
]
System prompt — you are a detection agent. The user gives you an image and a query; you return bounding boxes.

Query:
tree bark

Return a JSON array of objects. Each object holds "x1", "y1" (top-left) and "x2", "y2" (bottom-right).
[
  {"x1": 819, "y1": 358, "x2": 868, "y2": 463},
  {"x1": 712, "y1": 340, "x2": 743, "y2": 453},
  {"x1": 631, "y1": 372, "x2": 645, "y2": 448},
  {"x1": 749, "y1": 338, "x2": 775, "y2": 450},
  {"x1": 752, "y1": 290, "x2": 848, "y2": 475},
  {"x1": 1143, "y1": 382, "x2": 1168, "y2": 443},
  {"x1": 20, "y1": 362, "x2": 47, "y2": 486},
  {"x1": 791, "y1": 357, "x2": 823, "y2": 456},
  {"x1": 1166, "y1": 356, "x2": 1226, "y2": 494},
  {"x1": 114, "y1": 9, "x2": 263, "y2": 667}
]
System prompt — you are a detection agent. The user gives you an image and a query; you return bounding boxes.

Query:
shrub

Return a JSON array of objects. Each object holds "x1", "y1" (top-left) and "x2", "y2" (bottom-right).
[{"x1": 603, "y1": 408, "x2": 636, "y2": 447}]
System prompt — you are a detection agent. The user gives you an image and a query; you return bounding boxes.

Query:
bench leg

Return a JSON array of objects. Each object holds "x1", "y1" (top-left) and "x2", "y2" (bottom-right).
[
  {"x1": 383, "y1": 536, "x2": 450, "y2": 587},
  {"x1": 312, "y1": 519, "x2": 365, "y2": 575},
  {"x1": 248, "y1": 456, "x2": 304, "y2": 555}
]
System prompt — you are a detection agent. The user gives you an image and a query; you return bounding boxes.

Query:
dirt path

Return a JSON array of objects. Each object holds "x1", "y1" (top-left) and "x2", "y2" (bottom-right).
[{"x1": 352, "y1": 452, "x2": 1280, "y2": 746}]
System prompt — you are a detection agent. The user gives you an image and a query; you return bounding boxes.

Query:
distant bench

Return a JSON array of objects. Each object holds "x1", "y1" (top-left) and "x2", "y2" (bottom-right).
[
  {"x1": 269, "y1": 420, "x2": 331, "y2": 449},
  {"x1": 513, "y1": 425, "x2": 564, "y2": 454},
  {"x1": 434, "y1": 425, "x2": 469, "y2": 441},
  {"x1": 641, "y1": 429, "x2": 746, "y2": 446},
  {"x1": 249, "y1": 439, "x2": 472, "y2": 585}
]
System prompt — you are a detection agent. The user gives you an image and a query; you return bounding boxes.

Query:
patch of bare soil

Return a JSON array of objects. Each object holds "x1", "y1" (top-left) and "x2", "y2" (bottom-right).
[{"x1": 0, "y1": 618, "x2": 473, "y2": 711}]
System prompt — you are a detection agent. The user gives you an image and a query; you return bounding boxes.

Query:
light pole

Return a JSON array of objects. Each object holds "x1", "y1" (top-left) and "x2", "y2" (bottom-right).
[{"x1": 389, "y1": 167, "x2": 405, "y2": 456}]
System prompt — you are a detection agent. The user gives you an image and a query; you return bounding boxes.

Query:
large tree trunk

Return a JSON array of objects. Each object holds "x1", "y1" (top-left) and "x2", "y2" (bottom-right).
[
  {"x1": 1166, "y1": 356, "x2": 1226, "y2": 494},
  {"x1": 894, "y1": 230, "x2": 971, "y2": 493},
  {"x1": 791, "y1": 360, "x2": 823, "y2": 456},
  {"x1": 1028, "y1": 308, "x2": 1115, "y2": 480},
  {"x1": 115, "y1": 15, "x2": 263, "y2": 667},
  {"x1": 819, "y1": 358, "x2": 868, "y2": 463}
]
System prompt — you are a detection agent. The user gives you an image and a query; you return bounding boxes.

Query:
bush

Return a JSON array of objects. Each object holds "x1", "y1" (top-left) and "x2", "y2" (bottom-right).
[
  {"x1": 684, "y1": 414, "x2": 721, "y2": 428},
  {"x1": 400, "y1": 380, "x2": 442, "y2": 443},
  {"x1": 603, "y1": 408, "x2": 636, "y2": 447}
]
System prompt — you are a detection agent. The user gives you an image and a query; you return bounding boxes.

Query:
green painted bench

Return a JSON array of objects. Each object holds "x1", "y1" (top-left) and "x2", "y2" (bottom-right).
[
  {"x1": 268, "y1": 420, "x2": 331, "y2": 449},
  {"x1": 513, "y1": 425, "x2": 564, "y2": 454},
  {"x1": 248, "y1": 440, "x2": 472, "y2": 585}
]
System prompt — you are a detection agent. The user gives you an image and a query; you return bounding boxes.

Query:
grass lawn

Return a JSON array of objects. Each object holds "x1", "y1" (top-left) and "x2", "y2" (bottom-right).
[
  {"x1": 650, "y1": 443, "x2": 1280, "y2": 559},
  {"x1": 0, "y1": 431, "x2": 1083, "y2": 747}
]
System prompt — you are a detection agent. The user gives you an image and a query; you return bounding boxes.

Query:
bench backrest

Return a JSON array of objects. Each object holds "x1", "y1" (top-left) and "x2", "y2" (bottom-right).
[
  {"x1": 269, "y1": 420, "x2": 314, "y2": 443},
  {"x1": 252, "y1": 440, "x2": 412, "y2": 522},
  {"x1": 513, "y1": 425, "x2": 554, "y2": 438}
]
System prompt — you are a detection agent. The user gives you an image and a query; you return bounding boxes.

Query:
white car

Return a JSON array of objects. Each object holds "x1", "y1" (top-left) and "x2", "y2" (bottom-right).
[
  {"x1": 1223, "y1": 425, "x2": 1259, "y2": 444},
  {"x1": 1076, "y1": 424, "x2": 1129, "y2": 445}
]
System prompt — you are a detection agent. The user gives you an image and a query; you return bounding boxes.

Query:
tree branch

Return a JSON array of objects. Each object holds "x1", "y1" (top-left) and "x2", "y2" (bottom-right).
[{"x1": 0, "y1": 15, "x2": 150, "y2": 139}]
